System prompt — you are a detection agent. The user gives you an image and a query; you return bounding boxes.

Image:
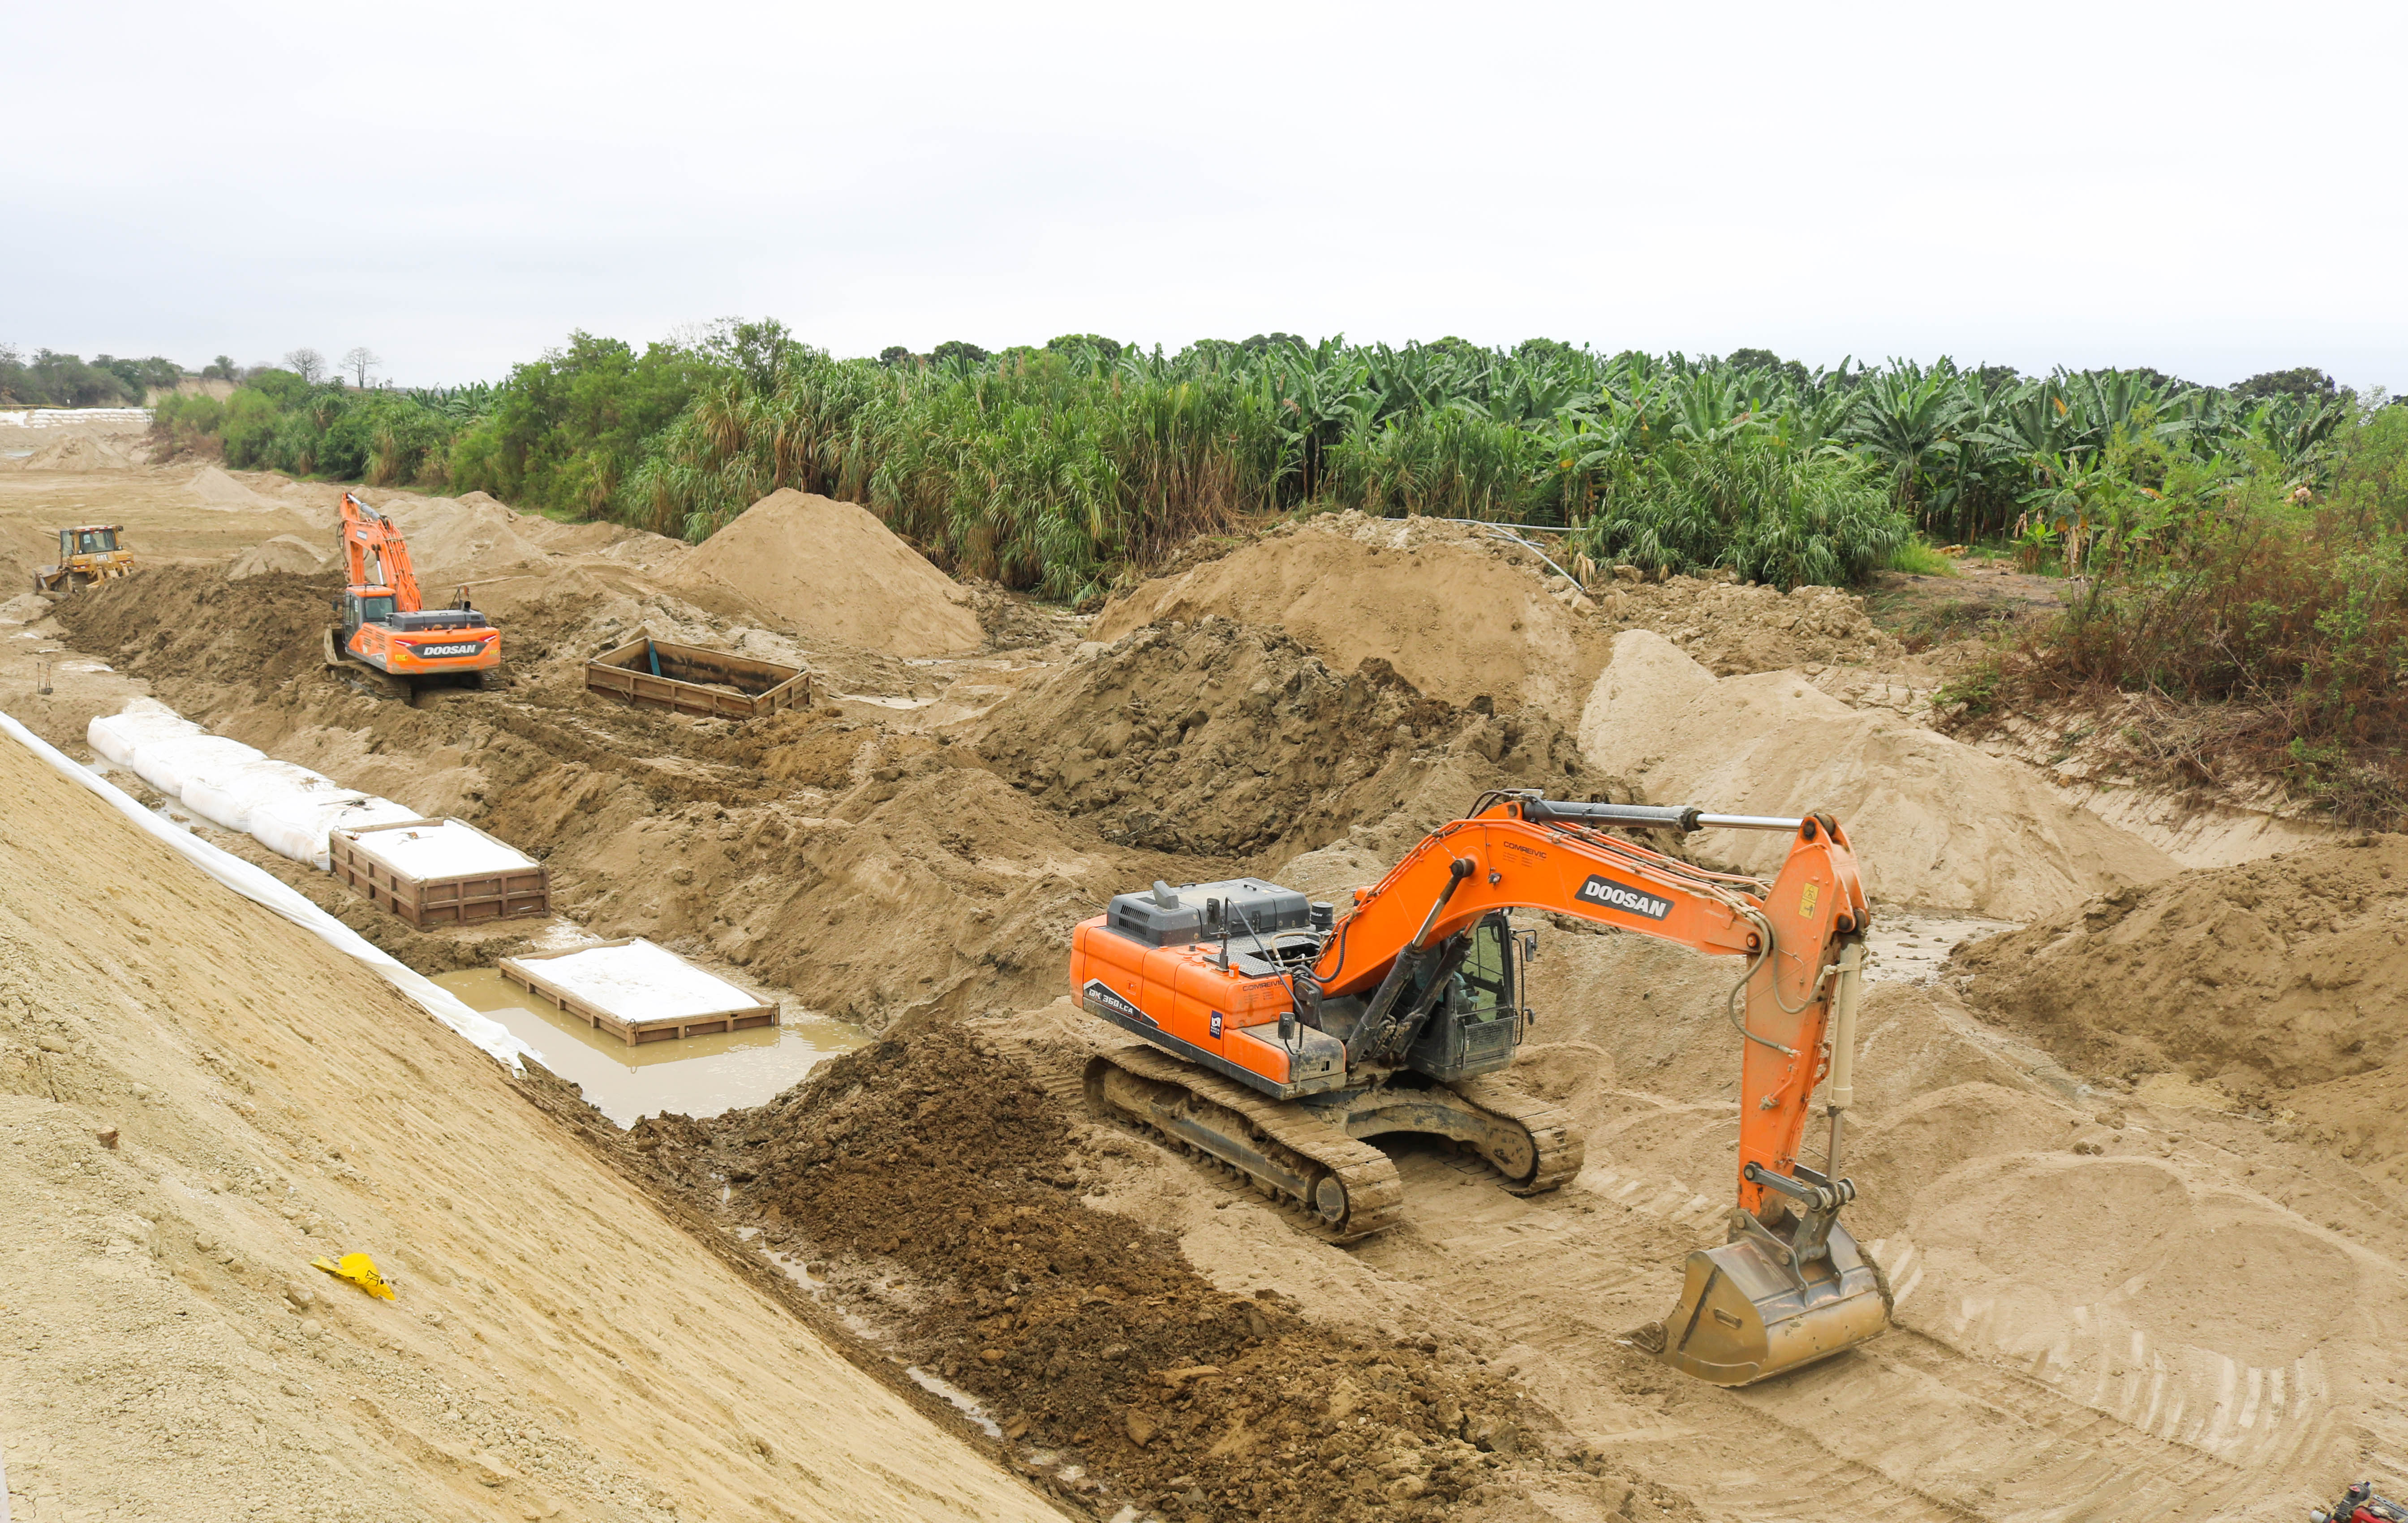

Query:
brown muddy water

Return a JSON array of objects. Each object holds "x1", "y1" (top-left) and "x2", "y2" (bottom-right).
[{"x1": 433, "y1": 967, "x2": 867, "y2": 1127}]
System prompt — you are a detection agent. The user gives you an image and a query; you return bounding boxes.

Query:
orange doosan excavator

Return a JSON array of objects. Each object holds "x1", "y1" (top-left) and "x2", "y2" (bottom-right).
[
  {"x1": 1071, "y1": 790, "x2": 1889, "y2": 1386},
  {"x1": 324, "y1": 492, "x2": 500, "y2": 697}
]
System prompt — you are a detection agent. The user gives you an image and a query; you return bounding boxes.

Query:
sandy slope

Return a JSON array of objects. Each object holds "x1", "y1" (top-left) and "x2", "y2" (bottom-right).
[{"x1": 0, "y1": 731, "x2": 1061, "y2": 1522}]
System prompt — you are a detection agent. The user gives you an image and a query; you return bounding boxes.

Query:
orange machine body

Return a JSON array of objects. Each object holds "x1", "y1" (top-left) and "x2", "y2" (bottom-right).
[
  {"x1": 339, "y1": 597, "x2": 501, "y2": 676},
  {"x1": 1071, "y1": 796, "x2": 1869, "y2": 1218},
  {"x1": 1070, "y1": 920, "x2": 1312, "y2": 1091},
  {"x1": 334, "y1": 493, "x2": 500, "y2": 680}
]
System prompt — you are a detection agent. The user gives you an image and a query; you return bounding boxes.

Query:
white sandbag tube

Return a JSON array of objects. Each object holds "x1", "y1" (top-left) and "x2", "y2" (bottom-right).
[
  {"x1": 253, "y1": 793, "x2": 419, "y2": 870},
  {"x1": 131, "y1": 734, "x2": 262, "y2": 799},
  {"x1": 86, "y1": 702, "x2": 202, "y2": 767},
  {"x1": 181, "y1": 758, "x2": 345, "y2": 834}
]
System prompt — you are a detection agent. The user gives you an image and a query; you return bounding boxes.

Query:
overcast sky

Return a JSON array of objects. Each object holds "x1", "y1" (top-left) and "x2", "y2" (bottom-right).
[{"x1": 9, "y1": 1, "x2": 2404, "y2": 390}]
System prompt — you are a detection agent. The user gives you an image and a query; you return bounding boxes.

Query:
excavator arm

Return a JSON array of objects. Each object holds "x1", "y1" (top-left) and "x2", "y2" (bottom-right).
[
  {"x1": 339, "y1": 491, "x2": 424, "y2": 611},
  {"x1": 1307, "y1": 792, "x2": 1888, "y2": 1384},
  {"x1": 1308, "y1": 793, "x2": 1867, "y2": 1219}
]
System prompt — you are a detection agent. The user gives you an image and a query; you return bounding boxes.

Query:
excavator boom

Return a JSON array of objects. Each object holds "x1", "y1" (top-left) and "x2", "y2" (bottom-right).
[
  {"x1": 339, "y1": 491, "x2": 425, "y2": 611},
  {"x1": 1068, "y1": 790, "x2": 1890, "y2": 1387}
]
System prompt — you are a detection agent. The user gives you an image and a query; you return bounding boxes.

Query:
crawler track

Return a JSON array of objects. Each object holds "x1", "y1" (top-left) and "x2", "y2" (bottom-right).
[
  {"x1": 1449, "y1": 1074, "x2": 1584, "y2": 1195},
  {"x1": 1085, "y1": 1045, "x2": 1584, "y2": 1242},
  {"x1": 1087, "y1": 1045, "x2": 1406, "y2": 1242}
]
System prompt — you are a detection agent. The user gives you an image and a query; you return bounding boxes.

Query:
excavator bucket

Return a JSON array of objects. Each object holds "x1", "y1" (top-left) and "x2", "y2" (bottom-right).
[{"x1": 1651, "y1": 1216, "x2": 1888, "y2": 1385}]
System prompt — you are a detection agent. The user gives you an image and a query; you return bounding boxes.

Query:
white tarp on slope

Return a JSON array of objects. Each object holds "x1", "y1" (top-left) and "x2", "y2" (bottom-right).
[{"x1": 5, "y1": 711, "x2": 538, "y2": 1071}]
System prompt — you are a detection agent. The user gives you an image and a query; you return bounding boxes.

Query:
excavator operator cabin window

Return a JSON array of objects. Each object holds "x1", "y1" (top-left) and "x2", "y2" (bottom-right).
[
  {"x1": 360, "y1": 594, "x2": 396, "y2": 624},
  {"x1": 1450, "y1": 916, "x2": 1514, "y2": 1022}
]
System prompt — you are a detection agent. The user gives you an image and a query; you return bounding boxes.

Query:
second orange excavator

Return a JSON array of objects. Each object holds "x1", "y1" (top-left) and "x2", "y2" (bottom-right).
[
  {"x1": 324, "y1": 491, "x2": 500, "y2": 700},
  {"x1": 1071, "y1": 789, "x2": 1889, "y2": 1386}
]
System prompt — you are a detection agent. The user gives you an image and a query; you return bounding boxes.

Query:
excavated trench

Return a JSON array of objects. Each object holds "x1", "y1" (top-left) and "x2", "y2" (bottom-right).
[{"x1": 22, "y1": 484, "x2": 2408, "y2": 1522}]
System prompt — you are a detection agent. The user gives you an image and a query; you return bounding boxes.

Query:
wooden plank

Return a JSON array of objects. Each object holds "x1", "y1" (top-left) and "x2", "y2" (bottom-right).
[
  {"x1": 582, "y1": 633, "x2": 809, "y2": 722},
  {"x1": 330, "y1": 817, "x2": 550, "y2": 927}
]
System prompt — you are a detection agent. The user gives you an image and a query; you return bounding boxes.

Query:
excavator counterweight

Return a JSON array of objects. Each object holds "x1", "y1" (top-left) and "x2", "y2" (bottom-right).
[
  {"x1": 1069, "y1": 790, "x2": 1890, "y2": 1386},
  {"x1": 327, "y1": 492, "x2": 499, "y2": 699}
]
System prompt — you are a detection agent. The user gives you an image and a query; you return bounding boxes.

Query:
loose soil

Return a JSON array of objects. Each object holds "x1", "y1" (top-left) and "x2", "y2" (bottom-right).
[
  {"x1": 1957, "y1": 834, "x2": 2408, "y2": 1089},
  {"x1": 0, "y1": 719, "x2": 1059, "y2": 1522},
  {"x1": 564, "y1": 1027, "x2": 1677, "y2": 1523},
  {"x1": 14, "y1": 452, "x2": 2408, "y2": 1520},
  {"x1": 1580, "y1": 629, "x2": 2178, "y2": 917}
]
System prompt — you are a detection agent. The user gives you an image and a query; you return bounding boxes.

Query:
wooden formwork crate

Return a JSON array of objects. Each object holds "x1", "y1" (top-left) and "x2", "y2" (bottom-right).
[
  {"x1": 328, "y1": 817, "x2": 550, "y2": 929},
  {"x1": 497, "y1": 938, "x2": 780, "y2": 1046},
  {"x1": 584, "y1": 633, "x2": 811, "y2": 721}
]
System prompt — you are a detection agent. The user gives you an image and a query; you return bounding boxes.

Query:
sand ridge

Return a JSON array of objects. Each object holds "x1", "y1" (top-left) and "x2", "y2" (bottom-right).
[{"x1": 1580, "y1": 629, "x2": 2177, "y2": 918}]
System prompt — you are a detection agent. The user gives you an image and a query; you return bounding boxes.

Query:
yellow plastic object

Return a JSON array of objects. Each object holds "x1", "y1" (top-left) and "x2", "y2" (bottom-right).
[{"x1": 311, "y1": 1252, "x2": 397, "y2": 1301}]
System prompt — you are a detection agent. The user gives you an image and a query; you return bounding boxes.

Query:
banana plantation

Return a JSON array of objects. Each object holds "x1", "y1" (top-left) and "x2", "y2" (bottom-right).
[{"x1": 618, "y1": 337, "x2": 2361, "y2": 601}]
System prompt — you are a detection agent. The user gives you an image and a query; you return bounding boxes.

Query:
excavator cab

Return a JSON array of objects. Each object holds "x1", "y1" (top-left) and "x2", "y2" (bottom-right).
[
  {"x1": 1403, "y1": 913, "x2": 1526, "y2": 1082},
  {"x1": 340, "y1": 590, "x2": 398, "y2": 640}
]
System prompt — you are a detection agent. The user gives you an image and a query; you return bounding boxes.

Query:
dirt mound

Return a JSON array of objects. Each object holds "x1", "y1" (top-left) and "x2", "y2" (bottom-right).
[
  {"x1": 1958, "y1": 835, "x2": 2408, "y2": 1088},
  {"x1": 976, "y1": 616, "x2": 1540, "y2": 856},
  {"x1": 1095, "y1": 514, "x2": 1916, "y2": 714},
  {"x1": 1096, "y1": 512, "x2": 1605, "y2": 712},
  {"x1": 674, "y1": 490, "x2": 981, "y2": 657},
  {"x1": 9, "y1": 433, "x2": 138, "y2": 472},
  {"x1": 617, "y1": 1024, "x2": 1561, "y2": 1522},
  {"x1": 370, "y1": 490, "x2": 558, "y2": 578},
  {"x1": 228, "y1": 533, "x2": 331, "y2": 579},
  {"x1": 1590, "y1": 573, "x2": 1907, "y2": 676},
  {"x1": 1581, "y1": 630, "x2": 2173, "y2": 916},
  {"x1": 186, "y1": 465, "x2": 276, "y2": 512}
]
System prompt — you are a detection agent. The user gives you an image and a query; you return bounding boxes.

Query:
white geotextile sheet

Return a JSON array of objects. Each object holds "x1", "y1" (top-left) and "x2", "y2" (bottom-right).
[
  {"x1": 254, "y1": 793, "x2": 418, "y2": 872},
  {"x1": 2, "y1": 711, "x2": 538, "y2": 1072},
  {"x1": 350, "y1": 819, "x2": 534, "y2": 879},
  {"x1": 522, "y1": 938, "x2": 762, "y2": 1021}
]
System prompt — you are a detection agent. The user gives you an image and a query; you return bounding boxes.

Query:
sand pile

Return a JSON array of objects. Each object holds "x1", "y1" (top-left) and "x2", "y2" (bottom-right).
[
  {"x1": 1588, "y1": 573, "x2": 1906, "y2": 676},
  {"x1": 186, "y1": 465, "x2": 277, "y2": 512},
  {"x1": 371, "y1": 490, "x2": 559, "y2": 578},
  {"x1": 607, "y1": 1025, "x2": 1551, "y2": 1521},
  {"x1": 977, "y1": 615, "x2": 1536, "y2": 856},
  {"x1": 0, "y1": 722, "x2": 1061, "y2": 1522},
  {"x1": 227, "y1": 533, "x2": 330, "y2": 578},
  {"x1": 1096, "y1": 512, "x2": 1604, "y2": 711},
  {"x1": 1580, "y1": 630, "x2": 2172, "y2": 916},
  {"x1": 675, "y1": 490, "x2": 981, "y2": 658},
  {"x1": 8, "y1": 433, "x2": 138, "y2": 471},
  {"x1": 1958, "y1": 835, "x2": 2408, "y2": 1088}
]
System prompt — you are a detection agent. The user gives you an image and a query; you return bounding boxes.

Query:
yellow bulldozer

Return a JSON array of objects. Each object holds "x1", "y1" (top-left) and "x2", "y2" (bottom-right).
[{"x1": 34, "y1": 525, "x2": 135, "y2": 594}]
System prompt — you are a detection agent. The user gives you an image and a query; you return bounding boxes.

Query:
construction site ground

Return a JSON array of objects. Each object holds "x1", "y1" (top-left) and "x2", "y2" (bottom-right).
[{"x1": 3, "y1": 425, "x2": 2399, "y2": 1521}]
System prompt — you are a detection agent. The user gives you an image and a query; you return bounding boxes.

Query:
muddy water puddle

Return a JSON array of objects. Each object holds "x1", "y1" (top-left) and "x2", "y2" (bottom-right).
[{"x1": 432, "y1": 967, "x2": 866, "y2": 1127}]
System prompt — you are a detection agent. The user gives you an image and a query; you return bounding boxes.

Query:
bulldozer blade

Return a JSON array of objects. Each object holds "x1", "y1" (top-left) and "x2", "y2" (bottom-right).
[{"x1": 1652, "y1": 1218, "x2": 1888, "y2": 1386}]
